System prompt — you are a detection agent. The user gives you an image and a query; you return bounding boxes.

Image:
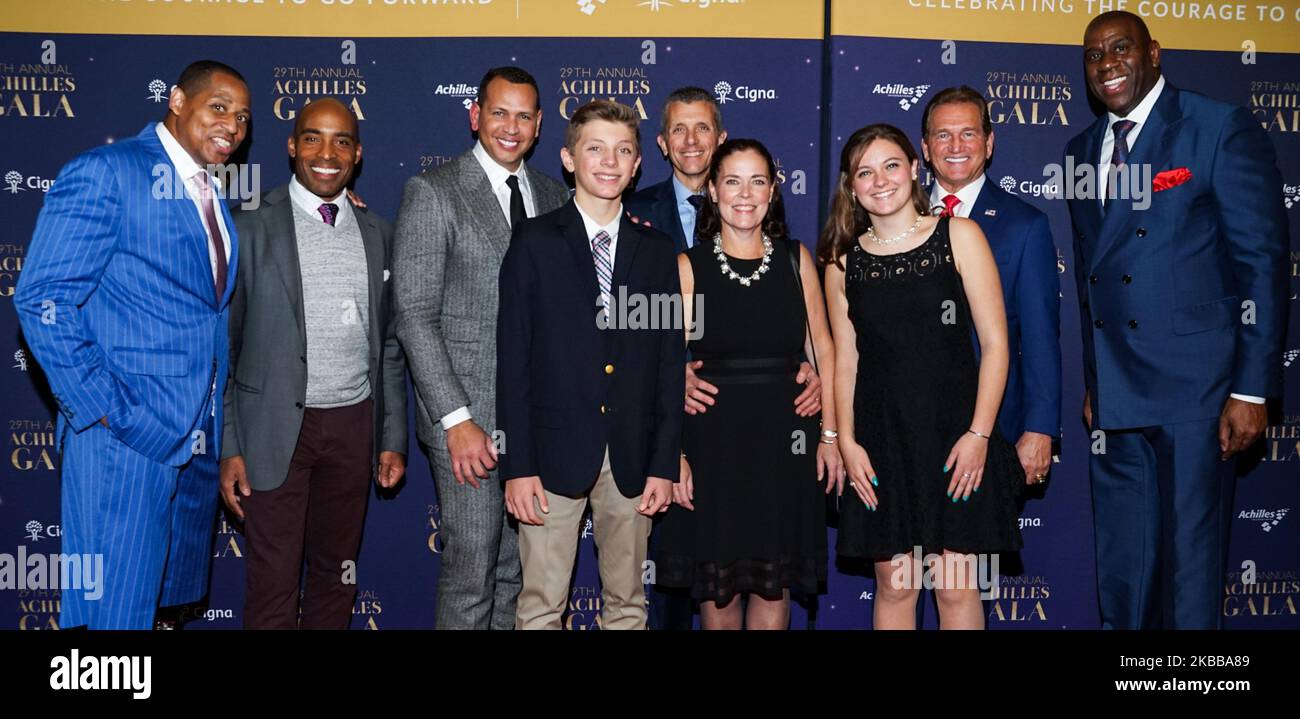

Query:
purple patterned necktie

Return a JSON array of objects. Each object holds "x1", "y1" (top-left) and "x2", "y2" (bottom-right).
[
  {"x1": 318, "y1": 202, "x2": 339, "y2": 227},
  {"x1": 1104, "y1": 120, "x2": 1137, "y2": 209},
  {"x1": 591, "y1": 230, "x2": 612, "y2": 317},
  {"x1": 192, "y1": 171, "x2": 227, "y2": 300}
]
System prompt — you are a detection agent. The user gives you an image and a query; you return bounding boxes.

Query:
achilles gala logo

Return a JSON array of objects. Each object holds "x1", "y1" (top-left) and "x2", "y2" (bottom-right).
[
  {"x1": 1238, "y1": 508, "x2": 1290, "y2": 533},
  {"x1": 0, "y1": 49, "x2": 77, "y2": 119},
  {"x1": 1263, "y1": 415, "x2": 1299, "y2": 462},
  {"x1": 986, "y1": 71, "x2": 1072, "y2": 126},
  {"x1": 1249, "y1": 80, "x2": 1299, "y2": 133},
  {"x1": 872, "y1": 83, "x2": 931, "y2": 111}
]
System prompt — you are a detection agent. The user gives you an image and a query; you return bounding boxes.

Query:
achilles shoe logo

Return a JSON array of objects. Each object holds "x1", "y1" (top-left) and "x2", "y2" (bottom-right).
[
  {"x1": 434, "y1": 82, "x2": 477, "y2": 98},
  {"x1": 1238, "y1": 507, "x2": 1290, "y2": 533},
  {"x1": 1284, "y1": 349, "x2": 1299, "y2": 368},
  {"x1": 873, "y1": 83, "x2": 931, "y2": 111},
  {"x1": 146, "y1": 78, "x2": 168, "y2": 103},
  {"x1": 577, "y1": 0, "x2": 607, "y2": 15},
  {"x1": 1284, "y1": 183, "x2": 1300, "y2": 209},
  {"x1": 714, "y1": 80, "x2": 776, "y2": 105},
  {"x1": 50, "y1": 650, "x2": 151, "y2": 700}
]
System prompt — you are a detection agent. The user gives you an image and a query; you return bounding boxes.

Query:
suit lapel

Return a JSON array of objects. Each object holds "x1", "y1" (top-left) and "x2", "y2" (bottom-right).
[
  {"x1": 139, "y1": 126, "x2": 219, "y2": 306},
  {"x1": 455, "y1": 151, "x2": 513, "y2": 256},
  {"x1": 559, "y1": 201, "x2": 601, "y2": 304},
  {"x1": 354, "y1": 202, "x2": 385, "y2": 353},
  {"x1": 654, "y1": 182, "x2": 688, "y2": 251},
  {"x1": 263, "y1": 187, "x2": 307, "y2": 349},
  {"x1": 524, "y1": 163, "x2": 568, "y2": 215},
  {"x1": 968, "y1": 180, "x2": 1007, "y2": 252},
  {"x1": 1092, "y1": 84, "x2": 1182, "y2": 265},
  {"x1": 611, "y1": 214, "x2": 642, "y2": 291}
]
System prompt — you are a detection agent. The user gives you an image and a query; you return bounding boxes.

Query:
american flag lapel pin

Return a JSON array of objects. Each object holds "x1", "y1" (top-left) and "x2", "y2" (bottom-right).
[{"x1": 984, "y1": 209, "x2": 997, "y2": 217}]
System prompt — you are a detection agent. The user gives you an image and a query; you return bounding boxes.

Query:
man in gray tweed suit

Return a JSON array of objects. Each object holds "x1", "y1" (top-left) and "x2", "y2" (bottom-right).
[{"x1": 394, "y1": 66, "x2": 569, "y2": 629}]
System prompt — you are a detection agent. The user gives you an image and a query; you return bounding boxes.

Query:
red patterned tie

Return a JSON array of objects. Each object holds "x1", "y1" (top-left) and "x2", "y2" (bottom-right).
[
  {"x1": 940, "y1": 193, "x2": 961, "y2": 218},
  {"x1": 192, "y1": 171, "x2": 227, "y2": 301}
]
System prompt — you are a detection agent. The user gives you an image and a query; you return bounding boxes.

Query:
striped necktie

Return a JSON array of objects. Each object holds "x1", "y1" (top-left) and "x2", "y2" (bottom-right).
[{"x1": 591, "y1": 230, "x2": 612, "y2": 317}]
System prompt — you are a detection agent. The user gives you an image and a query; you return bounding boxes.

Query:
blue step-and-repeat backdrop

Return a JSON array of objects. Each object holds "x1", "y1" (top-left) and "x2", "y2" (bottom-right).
[{"x1": 0, "y1": 0, "x2": 1296, "y2": 629}]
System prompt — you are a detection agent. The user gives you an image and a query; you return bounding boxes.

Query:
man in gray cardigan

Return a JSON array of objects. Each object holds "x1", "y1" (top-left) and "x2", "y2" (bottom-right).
[
  {"x1": 394, "y1": 66, "x2": 569, "y2": 629},
  {"x1": 220, "y1": 98, "x2": 408, "y2": 629}
]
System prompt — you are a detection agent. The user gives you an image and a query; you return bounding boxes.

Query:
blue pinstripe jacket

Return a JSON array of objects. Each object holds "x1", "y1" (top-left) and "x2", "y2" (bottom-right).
[{"x1": 16, "y1": 123, "x2": 238, "y2": 465}]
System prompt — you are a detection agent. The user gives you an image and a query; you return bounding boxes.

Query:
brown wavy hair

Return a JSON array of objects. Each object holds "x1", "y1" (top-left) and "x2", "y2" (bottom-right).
[
  {"x1": 694, "y1": 138, "x2": 790, "y2": 245},
  {"x1": 817, "y1": 123, "x2": 930, "y2": 269}
]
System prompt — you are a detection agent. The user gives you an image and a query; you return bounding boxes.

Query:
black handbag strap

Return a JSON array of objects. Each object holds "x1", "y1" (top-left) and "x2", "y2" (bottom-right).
[{"x1": 786, "y1": 239, "x2": 818, "y2": 375}]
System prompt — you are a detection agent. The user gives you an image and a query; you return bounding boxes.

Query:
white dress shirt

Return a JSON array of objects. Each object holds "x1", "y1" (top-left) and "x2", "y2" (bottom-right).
[
  {"x1": 928, "y1": 173, "x2": 986, "y2": 219},
  {"x1": 287, "y1": 175, "x2": 351, "y2": 226},
  {"x1": 1097, "y1": 75, "x2": 1164, "y2": 204},
  {"x1": 155, "y1": 122, "x2": 231, "y2": 288},
  {"x1": 473, "y1": 140, "x2": 536, "y2": 226}
]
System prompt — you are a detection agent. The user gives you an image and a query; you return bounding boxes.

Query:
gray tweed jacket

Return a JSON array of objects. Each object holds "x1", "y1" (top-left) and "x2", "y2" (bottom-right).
[{"x1": 392, "y1": 149, "x2": 569, "y2": 446}]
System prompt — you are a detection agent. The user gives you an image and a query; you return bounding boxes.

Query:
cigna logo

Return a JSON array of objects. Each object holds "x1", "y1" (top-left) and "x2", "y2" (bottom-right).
[
  {"x1": 23, "y1": 520, "x2": 61, "y2": 542},
  {"x1": 873, "y1": 83, "x2": 931, "y2": 111},
  {"x1": 5, "y1": 170, "x2": 54, "y2": 194},
  {"x1": 998, "y1": 174, "x2": 1059, "y2": 199},
  {"x1": 713, "y1": 80, "x2": 777, "y2": 105},
  {"x1": 146, "y1": 78, "x2": 169, "y2": 103}
]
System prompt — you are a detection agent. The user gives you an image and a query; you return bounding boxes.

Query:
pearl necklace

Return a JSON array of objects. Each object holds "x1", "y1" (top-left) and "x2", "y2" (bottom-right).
[
  {"x1": 866, "y1": 214, "x2": 924, "y2": 245},
  {"x1": 713, "y1": 233, "x2": 773, "y2": 287}
]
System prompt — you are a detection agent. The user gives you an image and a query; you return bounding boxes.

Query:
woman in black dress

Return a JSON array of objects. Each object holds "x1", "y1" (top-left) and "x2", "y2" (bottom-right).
[
  {"x1": 655, "y1": 139, "x2": 843, "y2": 629},
  {"x1": 819, "y1": 124, "x2": 1023, "y2": 630}
]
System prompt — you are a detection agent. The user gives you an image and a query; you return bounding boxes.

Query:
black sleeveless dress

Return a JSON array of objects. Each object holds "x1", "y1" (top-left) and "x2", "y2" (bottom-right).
[
  {"x1": 655, "y1": 239, "x2": 827, "y2": 602},
  {"x1": 836, "y1": 218, "x2": 1022, "y2": 559}
]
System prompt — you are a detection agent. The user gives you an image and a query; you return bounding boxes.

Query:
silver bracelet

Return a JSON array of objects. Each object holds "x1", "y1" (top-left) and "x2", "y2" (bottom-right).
[
  {"x1": 967, "y1": 429, "x2": 990, "y2": 440},
  {"x1": 821, "y1": 429, "x2": 839, "y2": 438},
  {"x1": 819, "y1": 438, "x2": 837, "y2": 445}
]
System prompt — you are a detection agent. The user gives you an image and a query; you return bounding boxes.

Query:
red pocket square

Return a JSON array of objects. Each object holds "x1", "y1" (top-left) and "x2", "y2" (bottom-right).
[{"x1": 1153, "y1": 167, "x2": 1192, "y2": 192}]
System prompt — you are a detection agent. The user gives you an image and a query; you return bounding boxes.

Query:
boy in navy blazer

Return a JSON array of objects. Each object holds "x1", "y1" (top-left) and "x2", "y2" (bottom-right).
[{"x1": 497, "y1": 100, "x2": 684, "y2": 629}]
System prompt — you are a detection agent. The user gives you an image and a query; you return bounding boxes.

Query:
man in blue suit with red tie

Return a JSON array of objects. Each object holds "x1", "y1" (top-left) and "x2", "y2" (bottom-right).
[
  {"x1": 920, "y1": 87, "x2": 1062, "y2": 490},
  {"x1": 16, "y1": 61, "x2": 251, "y2": 629},
  {"x1": 1066, "y1": 13, "x2": 1288, "y2": 629}
]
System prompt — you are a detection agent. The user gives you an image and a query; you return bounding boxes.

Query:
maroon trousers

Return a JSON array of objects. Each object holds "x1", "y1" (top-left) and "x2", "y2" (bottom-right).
[{"x1": 242, "y1": 398, "x2": 373, "y2": 629}]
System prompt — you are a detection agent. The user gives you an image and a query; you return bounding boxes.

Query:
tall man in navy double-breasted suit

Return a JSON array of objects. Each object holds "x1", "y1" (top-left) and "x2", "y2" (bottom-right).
[
  {"x1": 1066, "y1": 12, "x2": 1288, "y2": 629},
  {"x1": 920, "y1": 86, "x2": 1062, "y2": 490},
  {"x1": 16, "y1": 61, "x2": 250, "y2": 629}
]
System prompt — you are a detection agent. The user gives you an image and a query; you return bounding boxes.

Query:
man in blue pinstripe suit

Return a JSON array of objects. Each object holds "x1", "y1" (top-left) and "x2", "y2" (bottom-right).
[{"x1": 15, "y1": 61, "x2": 251, "y2": 629}]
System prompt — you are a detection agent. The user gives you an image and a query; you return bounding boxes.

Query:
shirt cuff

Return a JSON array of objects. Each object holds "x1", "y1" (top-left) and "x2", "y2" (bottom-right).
[
  {"x1": 1229, "y1": 393, "x2": 1266, "y2": 405},
  {"x1": 440, "y1": 406, "x2": 472, "y2": 430}
]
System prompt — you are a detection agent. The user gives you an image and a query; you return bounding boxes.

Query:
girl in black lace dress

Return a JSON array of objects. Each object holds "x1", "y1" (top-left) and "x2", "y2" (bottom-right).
[
  {"x1": 819, "y1": 124, "x2": 1023, "y2": 630},
  {"x1": 655, "y1": 139, "x2": 843, "y2": 629}
]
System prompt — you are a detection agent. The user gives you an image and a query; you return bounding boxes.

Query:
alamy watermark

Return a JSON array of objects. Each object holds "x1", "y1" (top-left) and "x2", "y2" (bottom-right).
[
  {"x1": 596, "y1": 288, "x2": 703, "y2": 341},
  {"x1": 886, "y1": 546, "x2": 1001, "y2": 600},
  {"x1": 151, "y1": 162, "x2": 262, "y2": 210},
  {"x1": 0, "y1": 545, "x2": 103, "y2": 600},
  {"x1": 1041, "y1": 158, "x2": 1152, "y2": 210}
]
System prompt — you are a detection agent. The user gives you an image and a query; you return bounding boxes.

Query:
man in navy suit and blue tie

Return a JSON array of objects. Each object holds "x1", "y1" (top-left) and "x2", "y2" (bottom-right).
[
  {"x1": 1066, "y1": 12, "x2": 1288, "y2": 629},
  {"x1": 920, "y1": 86, "x2": 1062, "y2": 489},
  {"x1": 16, "y1": 61, "x2": 250, "y2": 629}
]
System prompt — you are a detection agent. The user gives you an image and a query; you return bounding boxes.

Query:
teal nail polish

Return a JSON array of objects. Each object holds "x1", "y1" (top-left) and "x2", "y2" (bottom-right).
[
  {"x1": 943, "y1": 464, "x2": 950, "y2": 473},
  {"x1": 946, "y1": 489, "x2": 952, "y2": 497},
  {"x1": 962, "y1": 495, "x2": 969, "y2": 503},
  {"x1": 974, "y1": 486, "x2": 980, "y2": 493},
  {"x1": 951, "y1": 495, "x2": 959, "y2": 503},
  {"x1": 870, "y1": 476, "x2": 879, "y2": 487}
]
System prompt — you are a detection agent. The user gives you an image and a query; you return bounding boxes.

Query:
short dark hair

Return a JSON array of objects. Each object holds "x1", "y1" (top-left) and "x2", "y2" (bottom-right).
[
  {"x1": 921, "y1": 85, "x2": 993, "y2": 138},
  {"x1": 565, "y1": 100, "x2": 641, "y2": 155},
  {"x1": 1086, "y1": 10, "x2": 1152, "y2": 45},
  {"x1": 174, "y1": 60, "x2": 246, "y2": 97},
  {"x1": 477, "y1": 66, "x2": 540, "y2": 110},
  {"x1": 659, "y1": 86, "x2": 723, "y2": 136}
]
